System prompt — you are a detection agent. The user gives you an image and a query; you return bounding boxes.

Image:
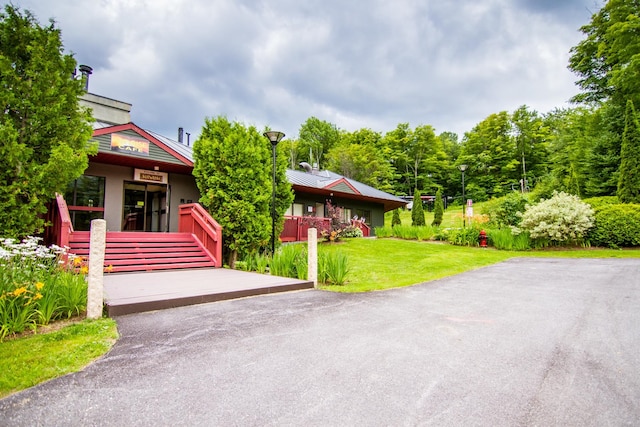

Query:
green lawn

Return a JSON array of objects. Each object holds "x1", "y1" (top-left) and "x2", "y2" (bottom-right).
[
  {"x1": 320, "y1": 237, "x2": 640, "y2": 292},
  {"x1": 0, "y1": 318, "x2": 118, "y2": 398}
]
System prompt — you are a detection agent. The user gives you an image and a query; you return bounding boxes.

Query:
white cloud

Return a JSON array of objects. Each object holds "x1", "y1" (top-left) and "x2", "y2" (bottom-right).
[{"x1": 13, "y1": 0, "x2": 595, "y2": 141}]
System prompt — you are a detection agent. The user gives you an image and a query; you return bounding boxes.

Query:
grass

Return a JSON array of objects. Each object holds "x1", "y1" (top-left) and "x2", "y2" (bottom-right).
[
  {"x1": 0, "y1": 317, "x2": 118, "y2": 398},
  {"x1": 319, "y1": 237, "x2": 640, "y2": 292}
]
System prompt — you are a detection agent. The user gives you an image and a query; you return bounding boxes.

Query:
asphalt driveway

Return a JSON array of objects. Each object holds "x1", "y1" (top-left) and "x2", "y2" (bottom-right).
[{"x1": 2, "y1": 258, "x2": 639, "y2": 426}]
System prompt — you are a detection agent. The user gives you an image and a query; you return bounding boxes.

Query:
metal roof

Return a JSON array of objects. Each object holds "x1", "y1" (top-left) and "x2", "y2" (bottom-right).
[
  {"x1": 90, "y1": 121, "x2": 405, "y2": 211},
  {"x1": 286, "y1": 169, "x2": 406, "y2": 211}
]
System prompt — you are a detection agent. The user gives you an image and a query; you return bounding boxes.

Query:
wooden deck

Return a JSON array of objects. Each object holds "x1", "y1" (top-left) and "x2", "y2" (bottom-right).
[{"x1": 103, "y1": 268, "x2": 314, "y2": 316}]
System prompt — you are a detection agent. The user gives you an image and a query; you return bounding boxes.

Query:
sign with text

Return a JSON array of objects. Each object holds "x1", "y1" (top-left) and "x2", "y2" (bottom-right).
[
  {"x1": 134, "y1": 168, "x2": 168, "y2": 184},
  {"x1": 110, "y1": 134, "x2": 150, "y2": 157}
]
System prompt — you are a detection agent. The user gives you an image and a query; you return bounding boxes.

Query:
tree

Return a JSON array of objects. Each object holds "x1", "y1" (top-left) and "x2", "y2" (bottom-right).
[
  {"x1": 391, "y1": 209, "x2": 401, "y2": 227},
  {"x1": 0, "y1": 5, "x2": 94, "y2": 238},
  {"x1": 617, "y1": 100, "x2": 640, "y2": 202},
  {"x1": 298, "y1": 117, "x2": 340, "y2": 168},
  {"x1": 511, "y1": 105, "x2": 550, "y2": 191},
  {"x1": 458, "y1": 112, "x2": 519, "y2": 200},
  {"x1": 432, "y1": 188, "x2": 444, "y2": 227},
  {"x1": 569, "y1": 0, "x2": 640, "y2": 108},
  {"x1": 325, "y1": 128, "x2": 394, "y2": 192},
  {"x1": 192, "y1": 116, "x2": 294, "y2": 267},
  {"x1": 411, "y1": 188, "x2": 425, "y2": 226}
]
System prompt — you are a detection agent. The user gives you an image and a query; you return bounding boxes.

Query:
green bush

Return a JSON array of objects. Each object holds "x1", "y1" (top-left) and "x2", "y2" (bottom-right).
[
  {"x1": 432, "y1": 188, "x2": 444, "y2": 226},
  {"x1": 487, "y1": 228, "x2": 531, "y2": 251},
  {"x1": 518, "y1": 192, "x2": 594, "y2": 246},
  {"x1": 391, "y1": 209, "x2": 401, "y2": 227},
  {"x1": 341, "y1": 226, "x2": 363, "y2": 238},
  {"x1": 589, "y1": 204, "x2": 640, "y2": 248},
  {"x1": 374, "y1": 225, "x2": 436, "y2": 241},
  {"x1": 583, "y1": 196, "x2": 620, "y2": 210},
  {"x1": 319, "y1": 251, "x2": 350, "y2": 286},
  {"x1": 447, "y1": 226, "x2": 482, "y2": 247},
  {"x1": 481, "y1": 192, "x2": 529, "y2": 227},
  {"x1": 411, "y1": 189, "x2": 426, "y2": 226},
  {"x1": 270, "y1": 245, "x2": 307, "y2": 278}
]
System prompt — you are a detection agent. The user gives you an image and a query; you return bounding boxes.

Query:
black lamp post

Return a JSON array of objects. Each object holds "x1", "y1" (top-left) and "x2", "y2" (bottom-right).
[
  {"x1": 263, "y1": 130, "x2": 285, "y2": 255},
  {"x1": 458, "y1": 164, "x2": 468, "y2": 227}
]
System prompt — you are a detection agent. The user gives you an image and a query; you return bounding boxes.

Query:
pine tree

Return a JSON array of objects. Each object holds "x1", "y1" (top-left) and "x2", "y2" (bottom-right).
[
  {"x1": 0, "y1": 5, "x2": 94, "y2": 237},
  {"x1": 411, "y1": 189, "x2": 426, "y2": 226},
  {"x1": 617, "y1": 100, "x2": 640, "y2": 203},
  {"x1": 432, "y1": 188, "x2": 444, "y2": 226},
  {"x1": 391, "y1": 209, "x2": 401, "y2": 227}
]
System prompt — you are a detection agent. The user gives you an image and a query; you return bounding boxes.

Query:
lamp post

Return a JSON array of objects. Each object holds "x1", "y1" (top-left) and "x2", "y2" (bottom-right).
[
  {"x1": 263, "y1": 130, "x2": 285, "y2": 255},
  {"x1": 458, "y1": 164, "x2": 468, "y2": 227}
]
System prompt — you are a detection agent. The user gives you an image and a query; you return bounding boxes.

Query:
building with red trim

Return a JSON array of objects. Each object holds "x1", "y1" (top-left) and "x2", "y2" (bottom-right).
[{"x1": 64, "y1": 93, "x2": 405, "y2": 237}]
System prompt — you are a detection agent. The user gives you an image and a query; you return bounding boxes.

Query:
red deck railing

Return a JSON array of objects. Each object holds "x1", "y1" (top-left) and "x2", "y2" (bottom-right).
[
  {"x1": 281, "y1": 216, "x2": 330, "y2": 242},
  {"x1": 43, "y1": 193, "x2": 74, "y2": 248},
  {"x1": 179, "y1": 203, "x2": 223, "y2": 267}
]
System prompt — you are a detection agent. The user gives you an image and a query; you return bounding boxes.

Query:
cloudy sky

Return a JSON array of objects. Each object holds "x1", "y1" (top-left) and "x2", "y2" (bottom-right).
[{"x1": 15, "y1": 0, "x2": 599, "y2": 143}]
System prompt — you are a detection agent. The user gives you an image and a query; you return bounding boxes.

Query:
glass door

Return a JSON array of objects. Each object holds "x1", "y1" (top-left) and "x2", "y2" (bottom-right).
[{"x1": 123, "y1": 182, "x2": 168, "y2": 231}]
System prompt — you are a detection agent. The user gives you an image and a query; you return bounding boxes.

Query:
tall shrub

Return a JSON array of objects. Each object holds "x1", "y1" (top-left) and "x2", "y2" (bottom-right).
[
  {"x1": 391, "y1": 209, "x2": 401, "y2": 227},
  {"x1": 617, "y1": 100, "x2": 640, "y2": 203},
  {"x1": 411, "y1": 189, "x2": 426, "y2": 226},
  {"x1": 192, "y1": 117, "x2": 294, "y2": 267},
  {"x1": 432, "y1": 188, "x2": 444, "y2": 226},
  {"x1": 589, "y1": 204, "x2": 640, "y2": 248},
  {"x1": 518, "y1": 191, "x2": 594, "y2": 245}
]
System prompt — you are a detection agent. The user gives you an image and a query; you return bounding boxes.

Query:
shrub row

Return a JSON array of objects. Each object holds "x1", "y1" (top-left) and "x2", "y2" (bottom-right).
[
  {"x1": 239, "y1": 244, "x2": 350, "y2": 286},
  {"x1": 589, "y1": 204, "x2": 640, "y2": 248}
]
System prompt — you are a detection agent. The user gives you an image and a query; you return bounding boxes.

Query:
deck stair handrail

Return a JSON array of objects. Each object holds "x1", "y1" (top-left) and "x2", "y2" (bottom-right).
[
  {"x1": 45, "y1": 193, "x2": 74, "y2": 249},
  {"x1": 179, "y1": 203, "x2": 223, "y2": 267}
]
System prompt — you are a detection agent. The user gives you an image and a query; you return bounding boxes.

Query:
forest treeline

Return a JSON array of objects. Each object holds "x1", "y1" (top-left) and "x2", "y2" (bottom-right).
[{"x1": 279, "y1": 0, "x2": 640, "y2": 205}]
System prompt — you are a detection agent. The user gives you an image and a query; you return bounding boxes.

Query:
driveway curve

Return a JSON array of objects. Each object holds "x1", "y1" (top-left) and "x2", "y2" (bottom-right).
[{"x1": 1, "y1": 258, "x2": 639, "y2": 426}]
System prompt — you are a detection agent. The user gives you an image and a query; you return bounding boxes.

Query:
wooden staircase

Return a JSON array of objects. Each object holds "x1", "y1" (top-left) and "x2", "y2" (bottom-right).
[{"x1": 68, "y1": 231, "x2": 217, "y2": 273}]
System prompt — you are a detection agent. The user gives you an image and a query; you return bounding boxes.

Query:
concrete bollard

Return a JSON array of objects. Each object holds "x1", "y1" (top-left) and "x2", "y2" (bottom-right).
[
  {"x1": 308, "y1": 228, "x2": 318, "y2": 288},
  {"x1": 87, "y1": 219, "x2": 106, "y2": 319}
]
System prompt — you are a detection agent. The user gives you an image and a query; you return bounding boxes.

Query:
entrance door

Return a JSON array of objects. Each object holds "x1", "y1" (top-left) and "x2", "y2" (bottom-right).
[{"x1": 123, "y1": 182, "x2": 168, "y2": 231}]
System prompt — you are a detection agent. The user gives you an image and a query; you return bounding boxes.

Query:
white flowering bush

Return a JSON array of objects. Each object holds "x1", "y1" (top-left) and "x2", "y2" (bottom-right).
[{"x1": 518, "y1": 192, "x2": 594, "y2": 245}]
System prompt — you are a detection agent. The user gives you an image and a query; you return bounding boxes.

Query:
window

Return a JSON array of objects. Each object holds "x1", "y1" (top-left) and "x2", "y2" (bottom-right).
[{"x1": 64, "y1": 175, "x2": 106, "y2": 231}]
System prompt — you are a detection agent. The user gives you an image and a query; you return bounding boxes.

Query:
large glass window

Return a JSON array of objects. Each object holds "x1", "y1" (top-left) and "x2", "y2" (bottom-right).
[{"x1": 64, "y1": 175, "x2": 106, "y2": 231}]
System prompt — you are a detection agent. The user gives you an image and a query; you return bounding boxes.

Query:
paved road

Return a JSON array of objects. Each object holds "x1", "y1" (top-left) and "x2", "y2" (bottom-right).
[{"x1": 2, "y1": 258, "x2": 639, "y2": 426}]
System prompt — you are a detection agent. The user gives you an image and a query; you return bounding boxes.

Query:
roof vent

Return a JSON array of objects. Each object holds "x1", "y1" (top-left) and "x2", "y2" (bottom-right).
[
  {"x1": 299, "y1": 162, "x2": 312, "y2": 174},
  {"x1": 78, "y1": 64, "x2": 92, "y2": 91}
]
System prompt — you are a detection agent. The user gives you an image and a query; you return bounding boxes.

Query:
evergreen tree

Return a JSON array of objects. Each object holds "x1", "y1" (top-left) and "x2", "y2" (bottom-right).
[
  {"x1": 192, "y1": 117, "x2": 294, "y2": 267},
  {"x1": 617, "y1": 100, "x2": 640, "y2": 203},
  {"x1": 0, "y1": 5, "x2": 94, "y2": 237},
  {"x1": 411, "y1": 189, "x2": 426, "y2": 226},
  {"x1": 391, "y1": 209, "x2": 401, "y2": 227},
  {"x1": 432, "y1": 188, "x2": 444, "y2": 226}
]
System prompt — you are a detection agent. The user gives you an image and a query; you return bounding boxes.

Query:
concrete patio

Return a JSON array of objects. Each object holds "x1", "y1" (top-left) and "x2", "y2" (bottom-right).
[{"x1": 103, "y1": 268, "x2": 314, "y2": 316}]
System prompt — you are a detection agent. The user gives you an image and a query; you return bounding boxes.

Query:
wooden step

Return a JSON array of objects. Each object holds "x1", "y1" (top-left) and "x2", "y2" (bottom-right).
[{"x1": 68, "y1": 231, "x2": 216, "y2": 273}]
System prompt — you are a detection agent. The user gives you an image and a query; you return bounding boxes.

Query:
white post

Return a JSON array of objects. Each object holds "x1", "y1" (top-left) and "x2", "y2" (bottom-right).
[
  {"x1": 307, "y1": 228, "x2": 318, "y2": 288},
  {"x1": 87, "y1": 219, "x2": 106, "y2": 319}
]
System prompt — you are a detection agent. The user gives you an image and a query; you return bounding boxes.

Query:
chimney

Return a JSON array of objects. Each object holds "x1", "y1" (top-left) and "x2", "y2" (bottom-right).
[
  {"x1": 178, "y1": 127, "x2": 184, "y2": 143},
  {"x1": 186, "y1": 132, "x2": 191, "y2": 147},
  {"x1": 78, "y1": 64, "x2": 92, "y2": 91}
]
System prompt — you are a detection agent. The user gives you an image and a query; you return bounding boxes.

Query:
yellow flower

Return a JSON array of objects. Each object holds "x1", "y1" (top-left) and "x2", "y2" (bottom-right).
[
  {"x1": 13, "y1": 287, "x2": 27, "y2": 296},
  {"x1": 80, "y1": 265, "x2": 89, "y2": 275},
  {"x1": 104, "y1": 264, "x2": 114, "y2": 273},
  {"x1": 73, "y1": 256, "x2": 84, "y2": 267},
  {"x1": 35, "y1": 281, "x2": 45, "y2": 290},
  {"x1": 34, "y1": 293, "x2": 43, "y2": 301}
]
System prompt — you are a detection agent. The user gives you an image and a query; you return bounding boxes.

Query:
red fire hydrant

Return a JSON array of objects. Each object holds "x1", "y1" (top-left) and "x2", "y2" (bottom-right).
[{"x1": 479, "y1": 230, "x2": 488, "y2": 248}]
